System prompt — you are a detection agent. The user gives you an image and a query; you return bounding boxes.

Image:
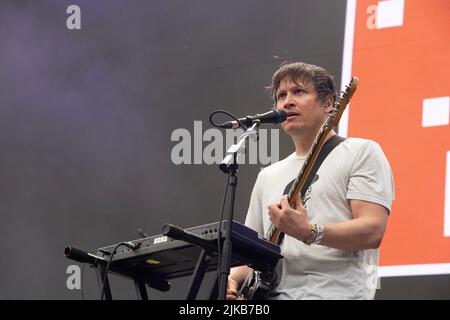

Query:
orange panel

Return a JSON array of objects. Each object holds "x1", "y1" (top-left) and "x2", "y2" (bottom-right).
[{"x1": 350, "y1": 0, "x2": 450, "y2": 266}]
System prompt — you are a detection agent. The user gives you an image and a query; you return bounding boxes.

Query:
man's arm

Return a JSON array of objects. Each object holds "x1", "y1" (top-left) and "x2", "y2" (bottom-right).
[
  {"x1": 268, "y1": 196, "x2": 388, "y2": 251},
  {"x1": 320, "y1": 199, "x2": 388, "y2": 250}
]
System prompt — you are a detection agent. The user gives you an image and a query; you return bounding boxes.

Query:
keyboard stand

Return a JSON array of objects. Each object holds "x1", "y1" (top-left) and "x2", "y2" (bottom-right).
[
  {"x1": 185, "y1": 248, "x2": 213, "y2": 300},
  {"x1": 94, "y1": 264, "x2": 113, "y2": 300},
  {"x1": 94, "y1": 266, "x2": 151, "y2": 300},
  {"x1": 134, "y1": 279, "x2": 149, "y2": 300}
]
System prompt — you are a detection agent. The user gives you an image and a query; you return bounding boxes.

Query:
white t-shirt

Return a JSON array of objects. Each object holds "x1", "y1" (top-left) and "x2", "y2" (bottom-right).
[{"x1": 244, "y1": 137, "x2": 395, "y2": 300}]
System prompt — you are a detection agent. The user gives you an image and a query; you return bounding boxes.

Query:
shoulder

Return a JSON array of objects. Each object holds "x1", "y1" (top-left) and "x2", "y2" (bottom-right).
[
  {"x1": 327, "y1": 137, "x2": 392, "y2": 178},
  {"x1": 337, "y1": 137, "x2": 386, "y2": 160},
  {"x1": 341, "y1": 137, "x2": 380, "y2": 151}
]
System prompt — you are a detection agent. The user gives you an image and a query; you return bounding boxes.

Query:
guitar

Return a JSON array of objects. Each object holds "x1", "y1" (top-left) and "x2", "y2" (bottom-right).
[{"x1": 237, "y1": 77, "x2": 360, "y2": 300}]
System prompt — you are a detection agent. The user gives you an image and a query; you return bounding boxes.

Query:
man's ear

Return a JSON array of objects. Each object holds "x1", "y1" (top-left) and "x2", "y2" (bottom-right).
[{"x1": 324, "y1": 97, "x2": 333, "y2": 112}]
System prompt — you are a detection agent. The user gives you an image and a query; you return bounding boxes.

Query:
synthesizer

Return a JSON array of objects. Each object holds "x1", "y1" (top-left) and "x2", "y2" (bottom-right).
[{"x1": 93, "y1": 220, "x2": 282, "y2": 281}]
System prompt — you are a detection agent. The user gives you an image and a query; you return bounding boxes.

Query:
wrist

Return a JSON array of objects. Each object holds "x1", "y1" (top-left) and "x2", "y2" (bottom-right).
[{"x1": 303, "y1": 224, "x2": 324, "y2": 245}]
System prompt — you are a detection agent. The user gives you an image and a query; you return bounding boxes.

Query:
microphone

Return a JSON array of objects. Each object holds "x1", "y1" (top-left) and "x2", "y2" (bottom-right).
[{"x1": 218, "y1": 109, "x2": 287, "y2": 129}]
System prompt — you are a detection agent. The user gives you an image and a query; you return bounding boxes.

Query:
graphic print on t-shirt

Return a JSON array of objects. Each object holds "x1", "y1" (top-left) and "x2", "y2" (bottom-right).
[{"x1": 283, "y1": 175, "x2": 320, "y2": 208}]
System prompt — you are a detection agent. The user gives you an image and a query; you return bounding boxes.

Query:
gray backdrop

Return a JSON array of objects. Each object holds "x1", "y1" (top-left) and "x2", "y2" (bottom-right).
[{"x1": 0, "y1": 0, "x2": 448, "y2": 300}]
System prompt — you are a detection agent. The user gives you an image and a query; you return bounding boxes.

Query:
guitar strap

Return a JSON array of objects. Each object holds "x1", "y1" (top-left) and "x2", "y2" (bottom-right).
[{"x1": 283, "y1": 135, "x2": 346, "y2": 201}]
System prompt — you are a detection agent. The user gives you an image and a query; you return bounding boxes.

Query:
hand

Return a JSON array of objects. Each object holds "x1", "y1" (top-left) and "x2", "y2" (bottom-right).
[
  {"x1": 226, "y1": 278, "x2": 241, "y2": 300},
  {"x1": 267, "y1": 195, "x2": 310, "y2": 241}
]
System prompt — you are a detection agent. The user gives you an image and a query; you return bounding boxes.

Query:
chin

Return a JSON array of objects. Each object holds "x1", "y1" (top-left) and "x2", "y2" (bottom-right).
[
  {"x1": 282, "y1": 124, "x2": 304, "y2": 136},
  {"x1": 282, "y1": 119, "x2": 302, "y2": 129}
]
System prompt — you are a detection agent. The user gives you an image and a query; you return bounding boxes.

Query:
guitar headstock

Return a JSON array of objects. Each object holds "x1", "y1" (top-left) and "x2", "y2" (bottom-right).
[
  {"x1": 343, "y1": 76, "x2": 360, "y2": 101},
  {"x1": 329, "y1": 76, "x2": 360, "y2": 122}
]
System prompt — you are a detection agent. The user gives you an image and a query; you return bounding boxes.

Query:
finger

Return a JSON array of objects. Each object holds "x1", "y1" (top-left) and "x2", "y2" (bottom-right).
[
  {"x1": 292, "y1": 195, "x2": 304, "y2": 210},
  {"x1": 267, "y1": 203, "x2": 282, "y2": 218},
  {"x1": 296, "y1": 198, "x2": 304, "y2": 210},
  {"x1": 227, "y1": 289, "x2": 238, "y2": 295},
  {"x1": 280, "y1": 195, "x2": 290, "y2": 209},
  {"x1": 268, "y1": 202, "x2": 280, "y2": 211},
  {"x1": 226, "y1": 290, "x2": 238, "y2": 300}
]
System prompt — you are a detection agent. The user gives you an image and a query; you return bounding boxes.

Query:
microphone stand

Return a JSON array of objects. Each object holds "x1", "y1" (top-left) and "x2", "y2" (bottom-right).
[{"x1": 217, "y1": 120, "x2": 260, "y2": 300}]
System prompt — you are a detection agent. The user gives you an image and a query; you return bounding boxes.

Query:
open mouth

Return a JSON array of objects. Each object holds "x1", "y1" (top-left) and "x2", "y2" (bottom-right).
[{"x1": 286, "y1": 112, "x2": 300, "y2": 119}]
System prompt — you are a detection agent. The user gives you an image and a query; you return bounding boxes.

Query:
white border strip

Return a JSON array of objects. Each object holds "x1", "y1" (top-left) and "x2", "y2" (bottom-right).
[
  {"x1": 445, "y1": 150, "x2": 450, "y2": 237},
  {"x1": 338, "y1": 0, "x2": 357, "y2": 138},
  {"x1": 380, "y1": 263, "x2": 450, "y2": 277}
]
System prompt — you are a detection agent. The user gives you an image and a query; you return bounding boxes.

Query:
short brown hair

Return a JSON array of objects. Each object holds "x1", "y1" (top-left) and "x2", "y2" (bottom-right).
[{"x1": 268, "y1": 61, "x2": 337, "y2": 104}]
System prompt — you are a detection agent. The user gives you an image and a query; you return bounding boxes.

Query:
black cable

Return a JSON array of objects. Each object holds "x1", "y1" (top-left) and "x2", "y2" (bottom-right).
[
  {"x1": 99, "y1": 242, "x2": 121, "y2": 300},
  {"x1": 216, "y1": 171, "x2": 231, "y2": 298},
  {"x1": 209, "y1": 110, "x2": 249, "y2": 130},
  {"x1": 99, "y1": 241, "x2": 140, "y2": 300}
]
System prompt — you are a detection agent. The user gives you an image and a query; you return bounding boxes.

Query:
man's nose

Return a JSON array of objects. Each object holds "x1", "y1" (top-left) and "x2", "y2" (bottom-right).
[{"x1": 282, "y1": 93, "x2": 296, "y2": 109}]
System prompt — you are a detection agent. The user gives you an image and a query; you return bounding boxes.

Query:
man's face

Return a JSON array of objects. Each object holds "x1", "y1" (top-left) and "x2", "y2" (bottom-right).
[{"x1": 275, "y1": 79, "x2": 331, "y2": 137}]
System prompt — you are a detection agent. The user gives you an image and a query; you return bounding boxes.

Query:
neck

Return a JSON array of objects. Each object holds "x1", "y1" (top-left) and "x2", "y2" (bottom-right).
[{"x1": 292, "y1": 129, "x2": 337, "y2": 157}]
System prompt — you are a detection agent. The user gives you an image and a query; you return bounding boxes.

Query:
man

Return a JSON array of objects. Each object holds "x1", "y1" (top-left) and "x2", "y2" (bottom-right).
[{"x1": 227, "y1": 62, "x2": 395, "y2": 300}]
